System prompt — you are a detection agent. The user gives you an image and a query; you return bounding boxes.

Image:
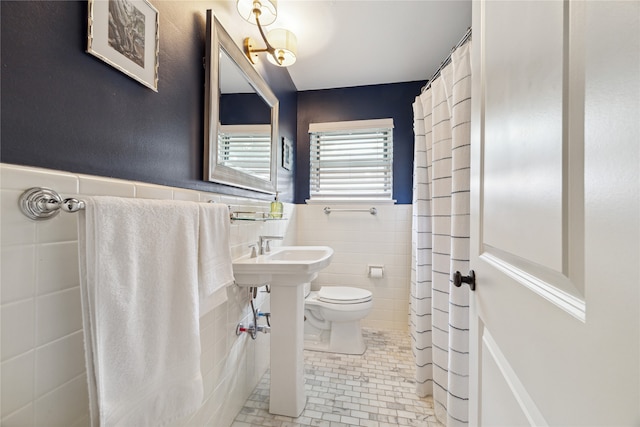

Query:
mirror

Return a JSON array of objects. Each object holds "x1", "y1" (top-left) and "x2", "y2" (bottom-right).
[{"x1": 204, "y1": 11, "x2": 279, "y2": 194}]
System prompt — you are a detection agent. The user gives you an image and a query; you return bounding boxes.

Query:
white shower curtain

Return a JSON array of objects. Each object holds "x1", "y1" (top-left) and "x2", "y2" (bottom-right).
[{"x1": 411, "y1": 41, "x2": 471, "y2": 426}]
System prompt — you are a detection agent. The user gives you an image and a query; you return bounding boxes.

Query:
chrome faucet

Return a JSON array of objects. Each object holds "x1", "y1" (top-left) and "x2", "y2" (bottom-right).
[
  {"x1": 248, "y1": 243, "x2": 259, "y2": 258},
  {"x1": 258, "y1": 235, "x2": 283, "y2": 255}
]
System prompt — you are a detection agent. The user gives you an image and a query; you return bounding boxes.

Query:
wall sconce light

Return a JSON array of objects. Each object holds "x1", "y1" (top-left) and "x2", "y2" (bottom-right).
[{"x1": 237, "y1": 0, "x2": 298, "y2": 67}]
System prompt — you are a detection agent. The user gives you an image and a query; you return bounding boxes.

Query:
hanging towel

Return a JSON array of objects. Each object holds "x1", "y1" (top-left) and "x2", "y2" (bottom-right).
[
  {"x1": 78, "y1": 196, "x2": 204, "y2": 427},
  {"x1": 198, "y1": 203, "x2": 235, "y2": 316}
]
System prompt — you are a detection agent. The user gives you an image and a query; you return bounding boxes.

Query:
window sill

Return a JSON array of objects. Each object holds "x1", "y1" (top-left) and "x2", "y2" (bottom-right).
[{"x1": 305, "y1": 199, "x2": 397, "y2": 205}]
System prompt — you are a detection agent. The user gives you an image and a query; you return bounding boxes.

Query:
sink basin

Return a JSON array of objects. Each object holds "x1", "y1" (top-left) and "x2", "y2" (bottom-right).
[
  {"x1": 232, "y1": 246, "x2": 333, "y2": 286},
  {"x1": 231, "y1": 245, "x2": 335, "y2": 418}
]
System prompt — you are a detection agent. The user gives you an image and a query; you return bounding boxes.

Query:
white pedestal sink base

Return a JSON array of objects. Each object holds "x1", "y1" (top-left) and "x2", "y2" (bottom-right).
[
  {"x1": 232, "y1": 247, "x2": 334, "y2": 418},
  {"x1": 269, "y1": 284, "x2": 306, "y2": 417}
]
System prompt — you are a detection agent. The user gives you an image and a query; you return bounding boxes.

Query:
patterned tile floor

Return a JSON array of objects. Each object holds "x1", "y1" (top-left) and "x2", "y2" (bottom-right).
[{"x1": 231, "y1": 329, "x2": 444, "y2": 427}]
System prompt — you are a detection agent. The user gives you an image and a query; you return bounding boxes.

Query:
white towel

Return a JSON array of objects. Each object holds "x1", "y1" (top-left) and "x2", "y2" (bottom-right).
[
  {"x1": 78, "y1": 196, "x2": 203, "y2": 427},
  {"x1": 198, "y1": 203, "x2": 235, "y2": 316}
]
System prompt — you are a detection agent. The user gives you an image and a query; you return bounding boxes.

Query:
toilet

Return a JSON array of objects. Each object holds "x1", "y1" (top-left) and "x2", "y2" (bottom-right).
[{"x1": 303, "y1": 283, "x2": 373, "y2": 355}]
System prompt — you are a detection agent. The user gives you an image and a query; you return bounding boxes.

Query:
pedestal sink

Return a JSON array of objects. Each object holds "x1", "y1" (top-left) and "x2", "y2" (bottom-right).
[{"x1": 233, "y1": 246, "x2": 334, "y2": 417}]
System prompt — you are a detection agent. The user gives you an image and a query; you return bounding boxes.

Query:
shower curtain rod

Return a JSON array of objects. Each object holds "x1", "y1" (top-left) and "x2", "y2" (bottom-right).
[{"x1": 420, "y1": 27, "x2": 472, "y2": 93}]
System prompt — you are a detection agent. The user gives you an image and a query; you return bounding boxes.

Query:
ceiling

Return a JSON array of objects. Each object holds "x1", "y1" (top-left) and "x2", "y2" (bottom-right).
[{"x1": 247, "y1": 0, "x2": 473, "y2": 91}]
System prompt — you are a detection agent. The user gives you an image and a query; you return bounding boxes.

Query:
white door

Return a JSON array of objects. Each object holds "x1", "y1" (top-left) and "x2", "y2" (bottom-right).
[{"x1": 469, "y1": 1, "x2": 639, "y2": 425}]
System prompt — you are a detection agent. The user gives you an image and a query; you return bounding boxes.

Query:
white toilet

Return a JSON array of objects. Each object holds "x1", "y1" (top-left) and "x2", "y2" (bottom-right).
[{"x1": 303, "y1": 283, "x2": 373, "y2": 355}]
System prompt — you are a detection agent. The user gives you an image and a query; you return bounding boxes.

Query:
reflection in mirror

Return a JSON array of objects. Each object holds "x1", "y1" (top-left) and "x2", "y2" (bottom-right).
[
  {"x1": 204, "y1": 11, "x2": 279, "y2": 194},
  {"x1": 218, "y1": 49, "x2": 271, "y2": 180},
  {"x1": 218, "y1": 124, "x2": 271, "y2": 180}
]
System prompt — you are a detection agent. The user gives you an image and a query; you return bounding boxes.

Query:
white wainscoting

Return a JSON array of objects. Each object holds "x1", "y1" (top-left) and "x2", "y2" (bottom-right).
[
  {"x1": 0, "y1": 163, "x2": 296, "y2": 427},
  {"x1": 296, "y1": 203, "x2": 412, "y2": 331}
]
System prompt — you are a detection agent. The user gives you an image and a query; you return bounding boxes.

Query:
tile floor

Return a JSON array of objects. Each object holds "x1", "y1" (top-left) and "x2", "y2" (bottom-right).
[{"x1": 231, "y1": 329, "x2": 444, "y2": 427}]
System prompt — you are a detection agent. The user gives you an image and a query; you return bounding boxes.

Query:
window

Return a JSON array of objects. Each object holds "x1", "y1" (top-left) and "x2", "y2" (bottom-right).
[
  {"x1": 309, "y1": 119, "x2": 394, "y2": 201},
  {"x1": 218, "y1": 124, "x2": 271, "y2": 180}
]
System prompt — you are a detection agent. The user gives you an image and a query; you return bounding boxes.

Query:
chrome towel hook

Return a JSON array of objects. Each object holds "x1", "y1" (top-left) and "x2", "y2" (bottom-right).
[{"x1": 19, "y1": 187, "x2": 85, "y2": 221}]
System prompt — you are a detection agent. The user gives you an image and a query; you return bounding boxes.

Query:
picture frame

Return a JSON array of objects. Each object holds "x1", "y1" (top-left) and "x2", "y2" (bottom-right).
[
  {"x1": 87, "y1": 0, "x2": 159, "y2": 91},
  {"x1": 282, "y1": 137, "x2": 293, "y2": 171}
]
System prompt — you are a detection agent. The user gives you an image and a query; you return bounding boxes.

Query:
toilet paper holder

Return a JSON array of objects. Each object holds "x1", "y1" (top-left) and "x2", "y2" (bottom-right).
[{"x1": 368, "y1": 265, "x2": 384, "y2": 278}]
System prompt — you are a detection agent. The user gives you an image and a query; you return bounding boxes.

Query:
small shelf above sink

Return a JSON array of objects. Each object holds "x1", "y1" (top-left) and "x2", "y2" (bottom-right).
[
  {"x1": 231, "y1": 216, "x2": 287, "y2": 222},
  {"x1": 230, "y1": 211, "x2": 286, "y2": 221}
]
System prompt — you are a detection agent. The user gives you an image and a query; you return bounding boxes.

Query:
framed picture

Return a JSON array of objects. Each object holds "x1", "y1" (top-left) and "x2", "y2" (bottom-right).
[
  {"x1": 87, "y1": 0, "x2": 159, "y2": 91},
  {"x1": 282, "y1": 137, "x2": 293, "y2": 171}
]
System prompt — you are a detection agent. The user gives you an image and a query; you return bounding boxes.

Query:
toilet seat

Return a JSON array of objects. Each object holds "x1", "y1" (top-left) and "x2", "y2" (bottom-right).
[{"x1": 317, "y1": 286, "x2": 372, "y2": 304}]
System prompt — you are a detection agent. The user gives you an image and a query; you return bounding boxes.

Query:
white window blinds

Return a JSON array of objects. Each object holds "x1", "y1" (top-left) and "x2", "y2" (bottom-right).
[
  {"x1": 218, "y1": 124, "x2": 271, "y2": 180},
  {"x1": 309, "y1": 119, "x2": 394, "y2": 200}
]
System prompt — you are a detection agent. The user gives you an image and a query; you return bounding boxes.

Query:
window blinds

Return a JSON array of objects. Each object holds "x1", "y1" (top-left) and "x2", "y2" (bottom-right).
[
  {"x1": 309, "y1": 119, "x2": 394, "y2": 200},
  {"x1": 218, "y1": 124, "x2": 271, "y2": 180}
]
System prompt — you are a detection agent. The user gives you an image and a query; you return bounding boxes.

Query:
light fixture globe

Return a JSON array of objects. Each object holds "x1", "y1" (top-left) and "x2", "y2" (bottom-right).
[
  {"x1": 237, "y1": 0, "x2": 297, "y2": 67},
  {"x1": 237, "y1": 0, "x2": 278, "y2": 26},
  {"x1": 266, "y1": 28, "x2": 297, "y2": 67}
]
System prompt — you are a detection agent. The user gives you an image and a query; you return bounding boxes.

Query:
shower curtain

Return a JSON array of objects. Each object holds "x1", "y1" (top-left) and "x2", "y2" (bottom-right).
[{"x1": 411, "y1": 41, "x2": 471, "y2": 426}]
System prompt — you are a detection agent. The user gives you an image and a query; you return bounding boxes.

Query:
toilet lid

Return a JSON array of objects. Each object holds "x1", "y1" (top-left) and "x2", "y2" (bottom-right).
[{"x1": 317, "y1": 286, "x2": 372, "y2": 304}]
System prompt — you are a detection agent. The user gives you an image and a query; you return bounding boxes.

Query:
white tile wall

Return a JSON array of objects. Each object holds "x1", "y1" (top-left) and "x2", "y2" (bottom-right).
[
  {"x1": 0, "y1": 163, "x2": 296, "y2": 427},
  {"x1": 296, "y1": 204, "x2": 412, "y2": 331},
  {"x1": 1, "y1": 163, "x2": 413, "y2": 426}
]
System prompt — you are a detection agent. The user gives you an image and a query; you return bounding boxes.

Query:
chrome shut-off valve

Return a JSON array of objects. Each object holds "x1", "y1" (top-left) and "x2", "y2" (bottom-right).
[
  {"x1": 256, "y1": 325, "x2": 270, "y2": 334},
  {"x1": 236, "y1": 322, "x2": 257, "y2": 339}
]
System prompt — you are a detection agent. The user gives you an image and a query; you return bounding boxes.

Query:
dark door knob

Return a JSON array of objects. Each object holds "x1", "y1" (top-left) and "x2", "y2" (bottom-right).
[{"x1": 453, "y1": 270, "x2": 476, "y2": 291}]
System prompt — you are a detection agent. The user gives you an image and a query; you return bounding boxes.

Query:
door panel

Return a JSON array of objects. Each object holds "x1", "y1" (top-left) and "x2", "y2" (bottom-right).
[
  {"x1": 483, "y1": 0, "x2": 564, "y2": 273},
  {"x1": 481, "y1": 0, "x2": 585, "y2": 317},
  {"x1": 470, "y1": 0, "x2": 639, "y2": 425},
  {"x1": 481, "y1": 329, "x2": 544, "y2": 427}
]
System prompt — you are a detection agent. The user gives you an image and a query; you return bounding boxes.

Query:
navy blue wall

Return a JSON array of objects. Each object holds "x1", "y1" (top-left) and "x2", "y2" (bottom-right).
[
  {"x1": 1, "y1": 1, "x2": 297, "y2": 202},
  {"x1": 295, "y1": 82, "x2": 426, "y2": 204},
  {"x1": 220, "y1": 93, "x2": 271, "y2": 125},
  {"x1": 2, "y1": 2, "x2": 422, "y2": 205}
]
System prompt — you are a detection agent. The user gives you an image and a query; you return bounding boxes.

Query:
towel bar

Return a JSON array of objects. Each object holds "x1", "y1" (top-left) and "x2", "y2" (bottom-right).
[
  {"x1": 19, "y1": 187, "x2": 283, "y2": 223},
  {"x1": 323, "y1": 206, "x2": 377, "y2": 215},
  {"x1": 19, "y1": 187, "x2": 85, "y2": 220}
]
